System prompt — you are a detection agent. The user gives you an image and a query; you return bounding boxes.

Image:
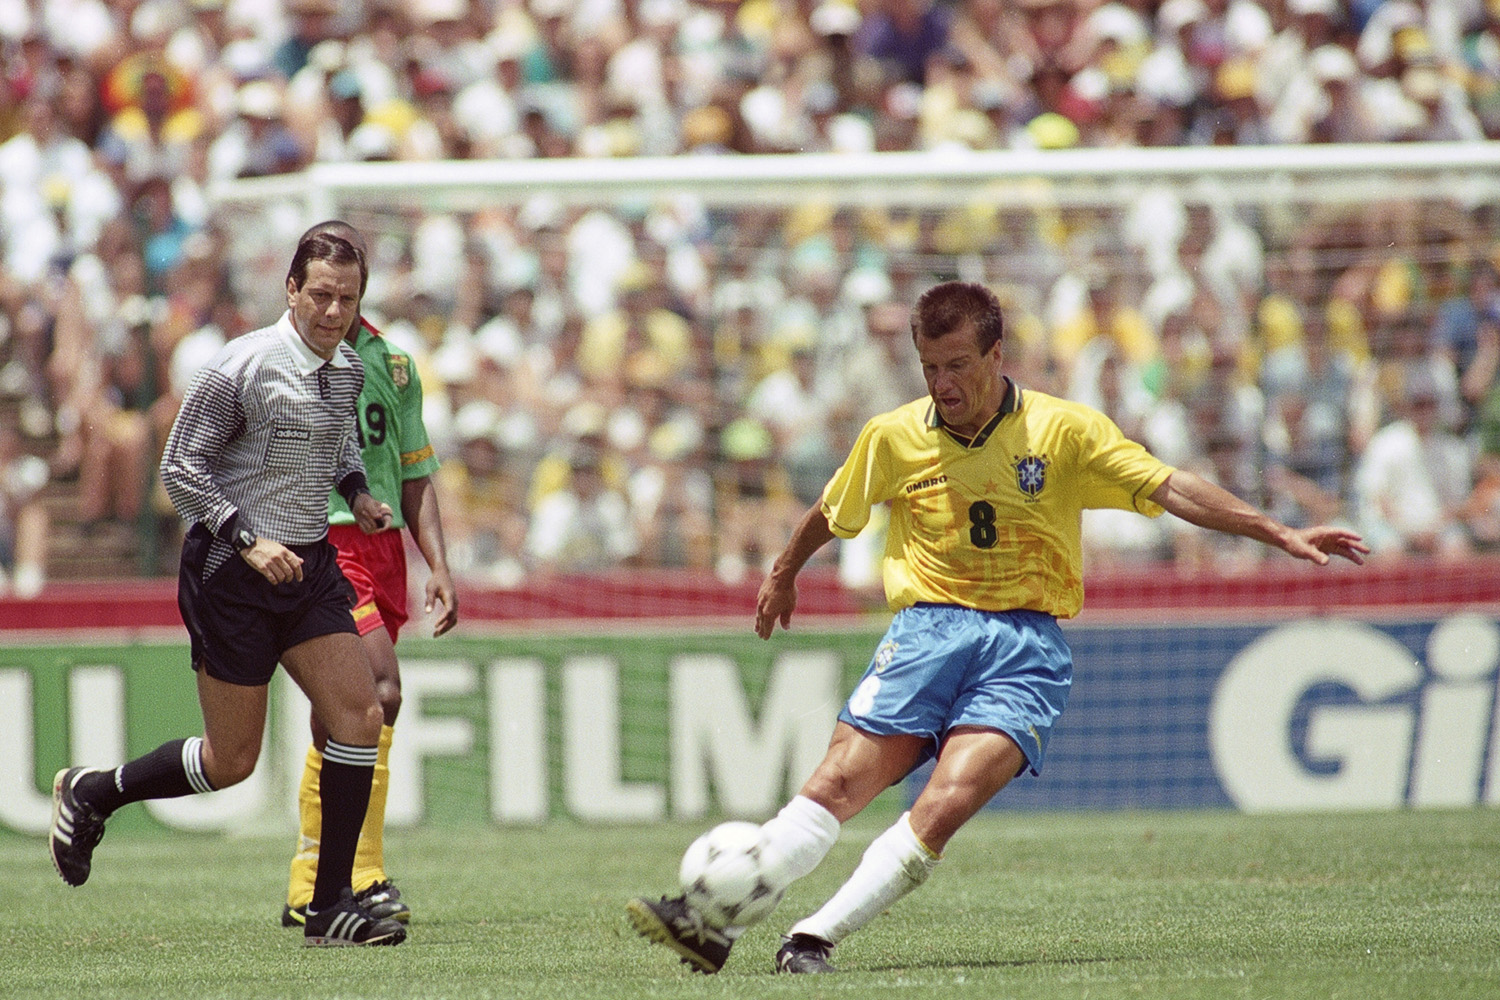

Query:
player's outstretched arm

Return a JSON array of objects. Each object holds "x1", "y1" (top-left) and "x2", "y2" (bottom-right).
[
  {"x1": 755, "y1": 503, "x2": 837, "y2": 639},
  {"x1": 1149, "y1": 470, "x2": 1368, "y2": 566}
]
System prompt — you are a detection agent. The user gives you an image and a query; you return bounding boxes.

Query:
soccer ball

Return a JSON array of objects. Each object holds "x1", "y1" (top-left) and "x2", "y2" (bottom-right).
[{"x1": 678, "y1": 821, "x2": 789, "y2": 929}]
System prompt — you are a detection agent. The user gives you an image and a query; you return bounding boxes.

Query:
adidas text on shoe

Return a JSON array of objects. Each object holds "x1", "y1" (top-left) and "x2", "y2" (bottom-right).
[
  {"x1": 50, "y1": 768, "x2": 108, "y2": 887},
  {"x1": 356, "y1": 879, "x2": 411, "y2": 923},
  {"x1": 775, "y1": 933, "x2": 837, "y2": 974},
  {"x1": 625, "y1": 895, "x2": 732, "y2": 974},
  {"x1": 303, "y1": 888, "x2": 407, "y2": 947}
]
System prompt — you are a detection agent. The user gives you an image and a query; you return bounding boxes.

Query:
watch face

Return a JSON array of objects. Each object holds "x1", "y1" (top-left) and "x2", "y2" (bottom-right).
[{"x1": 237, "y1": 528, "x2": 256, "y2": 550}]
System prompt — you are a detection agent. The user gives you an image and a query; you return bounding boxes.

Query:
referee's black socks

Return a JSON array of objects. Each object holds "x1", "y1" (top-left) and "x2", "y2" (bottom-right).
[
  {"x1": 310, "y1": 739, "x2": 378, "y2": 913},
  {"x1": 75, "y1": 736, "x2": 214, "y2": 816}
]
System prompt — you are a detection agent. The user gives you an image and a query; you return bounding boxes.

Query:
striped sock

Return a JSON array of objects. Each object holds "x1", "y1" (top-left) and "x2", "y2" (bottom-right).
[
  {"x1": 310, "y1": 740, "x2": 377, "y2": 913},
  {"x1": 351, "y1": 725, "x2": 394, "y2": 892},
  {"x1": 77, "y1": 737, "x2": 214, "y2": 815}
]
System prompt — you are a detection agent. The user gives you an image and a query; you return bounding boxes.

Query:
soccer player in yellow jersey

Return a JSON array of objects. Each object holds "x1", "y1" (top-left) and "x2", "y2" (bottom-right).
[{"x1": 628, "y1": 281, "x2": 1368, "y2": 975}]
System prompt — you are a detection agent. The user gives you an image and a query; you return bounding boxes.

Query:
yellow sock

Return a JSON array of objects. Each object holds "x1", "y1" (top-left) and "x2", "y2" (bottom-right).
[
  {"x1": 285, "y1": 742, "x2": 322, "y2": 910},
  {"x1": 351, "y1": 724, "x2": 392, "y2": 892}
]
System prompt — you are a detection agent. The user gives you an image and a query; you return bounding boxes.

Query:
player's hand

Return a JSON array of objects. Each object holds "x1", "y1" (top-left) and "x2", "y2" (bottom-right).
[
  {"x1": 240, "y1": 538, "x2": 304, "y2": 584},
  {"x1": 1285, "y1": 525, "x2": 1369, "y2": 566},
  {"x1": 425, "y1": 568, "x2": 459, "y2": 637},
  {"x1": 352, "y1": 493, "x2": 394, "y2": 534},
  {"x1": 754, "y1": 575, "x2": 798, "y2": 639}
]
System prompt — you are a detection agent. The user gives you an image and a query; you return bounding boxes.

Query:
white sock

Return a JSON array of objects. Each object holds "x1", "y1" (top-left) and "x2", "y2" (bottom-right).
[
  {"x1": 789, "y1": 811, "x2": 940, "y2": 945},
  {"x1": 720, "y1": 796, "x2": 840, "y2": 937},
  {"x1": 761, "y1": 795, "x2": 841, "y2": 882}
]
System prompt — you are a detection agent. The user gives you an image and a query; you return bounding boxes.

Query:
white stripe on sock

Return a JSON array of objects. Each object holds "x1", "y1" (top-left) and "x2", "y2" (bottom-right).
[
  {"x1": 182, "y1": 736, "x2": 214, "y2": 794},
  {"x1": 322, "y1": 740, "x2": 378, "y2": 768}
]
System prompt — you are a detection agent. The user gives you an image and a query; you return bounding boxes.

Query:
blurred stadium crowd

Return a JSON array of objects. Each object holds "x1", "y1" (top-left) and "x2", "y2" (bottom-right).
[{"x1": 3, "y1": 0, "x2": 1500, "y2": 599}]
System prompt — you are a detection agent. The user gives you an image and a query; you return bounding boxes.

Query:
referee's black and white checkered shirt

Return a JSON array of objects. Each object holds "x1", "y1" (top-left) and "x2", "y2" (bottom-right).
[{"x1": 161, "y1": 311, "x2": 367, "y2": 577}]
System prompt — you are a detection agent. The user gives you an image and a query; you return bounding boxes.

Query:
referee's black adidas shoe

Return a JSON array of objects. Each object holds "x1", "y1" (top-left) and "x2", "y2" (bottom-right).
[
  {"x1": 625, "y1": 894, "x2": 733, "y2": 974},
  {"x1": 283, "y1": 880, "x2": 410, "y2": 928},
  {"x1": 774, "y1": 933, "x2": 837, "y2": 974},
  {"x1": 49, "y1": 767, "x2": 109, "y2": 887},
  {"x1": 303, "y1": 888, "x2": 407, "y2": 947}
]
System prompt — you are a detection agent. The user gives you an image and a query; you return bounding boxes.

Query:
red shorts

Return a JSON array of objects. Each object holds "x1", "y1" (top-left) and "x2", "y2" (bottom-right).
[{"x1": 329, "y1": 524, "x2": 408, "y2": 644}]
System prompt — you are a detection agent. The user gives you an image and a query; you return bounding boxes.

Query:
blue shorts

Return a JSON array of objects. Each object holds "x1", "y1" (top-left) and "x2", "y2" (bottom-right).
[{"x1": 837, "y1": 603, "x2": 1073, "y2": 776}]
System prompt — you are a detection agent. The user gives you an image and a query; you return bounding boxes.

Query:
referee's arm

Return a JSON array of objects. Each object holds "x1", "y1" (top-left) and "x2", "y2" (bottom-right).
[
  {"x1": 160, "y1": 367, "x2": 245, "y2": 536},
  {"x1": 332, "y1": 356, "x2": 367, "y2": 486}
]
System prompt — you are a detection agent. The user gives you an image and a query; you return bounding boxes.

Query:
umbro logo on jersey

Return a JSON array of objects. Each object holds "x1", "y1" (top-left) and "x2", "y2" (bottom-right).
[{"x1": 905, "y1": 475, "x2": 948, "y2": 494}]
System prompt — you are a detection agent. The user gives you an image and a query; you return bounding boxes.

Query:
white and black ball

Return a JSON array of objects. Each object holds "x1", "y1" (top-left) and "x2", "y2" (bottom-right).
[{"x1": 678, "y1": 821, "x2": 790, "y2": 929}]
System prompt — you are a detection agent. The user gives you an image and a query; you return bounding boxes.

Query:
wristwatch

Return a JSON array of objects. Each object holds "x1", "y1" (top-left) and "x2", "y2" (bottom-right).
[{"x1": 231, "y1": 525, "x2": 257, "y2": 552}]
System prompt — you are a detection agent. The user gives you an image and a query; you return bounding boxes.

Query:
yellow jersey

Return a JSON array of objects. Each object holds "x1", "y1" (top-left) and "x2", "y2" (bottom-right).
[{"x1": 821, "y1": 380, "x2": 1174, "y2": 618}]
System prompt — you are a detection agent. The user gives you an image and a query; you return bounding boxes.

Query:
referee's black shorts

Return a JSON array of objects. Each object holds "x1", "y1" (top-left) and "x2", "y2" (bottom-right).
[{"x1": 177, "y1": 523, "x2": 359, "y2": 686}]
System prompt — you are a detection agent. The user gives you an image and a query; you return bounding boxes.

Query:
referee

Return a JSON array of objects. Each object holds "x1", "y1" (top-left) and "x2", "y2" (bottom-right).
[
  {"x1": 282, "y1": 219, "x2": 458, "y2": 930},
  {"x1": 47, "y1": 233, "x2": 407, "y2": 948}
]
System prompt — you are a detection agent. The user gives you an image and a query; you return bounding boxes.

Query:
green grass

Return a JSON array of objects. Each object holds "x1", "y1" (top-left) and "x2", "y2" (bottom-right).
[{"x1": 3, "y1": 809, "x2": 1498, "y2": 1000}]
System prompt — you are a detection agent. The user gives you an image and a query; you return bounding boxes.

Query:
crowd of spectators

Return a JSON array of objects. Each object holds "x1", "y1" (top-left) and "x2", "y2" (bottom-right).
[{"x1": 3, "y1": 0, "x2": 1500, "y2": 600}]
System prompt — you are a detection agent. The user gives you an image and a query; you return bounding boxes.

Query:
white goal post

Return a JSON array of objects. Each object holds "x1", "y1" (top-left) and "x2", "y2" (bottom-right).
[{"x1": 210, "y1": 142, "x2": 1500, "y2": 213}]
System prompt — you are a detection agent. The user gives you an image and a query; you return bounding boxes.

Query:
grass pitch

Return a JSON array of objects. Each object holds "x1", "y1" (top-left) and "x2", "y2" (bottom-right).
[{"x1": 3, "y1": 808, "x2": 1497, "y2": 1000}]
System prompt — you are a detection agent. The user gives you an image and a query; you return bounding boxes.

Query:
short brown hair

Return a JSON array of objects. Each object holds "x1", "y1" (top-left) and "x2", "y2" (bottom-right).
[
  {"x1": 911, "y1": 281, "x2": 1004, "y2": 354},
  {"x1": 298, "y1": 219, "x2": 368, "y2": 256},
  {"x1": 287, "y1": 232, "x2": 367, "y2": 298}
]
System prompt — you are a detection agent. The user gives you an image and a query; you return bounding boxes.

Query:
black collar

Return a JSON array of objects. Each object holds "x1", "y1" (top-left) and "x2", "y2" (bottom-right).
[{"x1": 927, "y1": 377, "x2": 1021, "y2": 449}]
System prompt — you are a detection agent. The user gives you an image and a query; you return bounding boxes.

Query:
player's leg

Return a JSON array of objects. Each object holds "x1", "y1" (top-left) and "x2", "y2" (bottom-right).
[
  {"x1": 51, "y1": 533, "x2": 282, "y2": 888},
  {"x1": 761, "y1": 722, "x2": 926, "y2": 885},
  {"x1": 285, "y1": 530, "x2": 407, "y2": 925},
  {"x1": 629, "y1": 607, "x2": 950, "y2": 973},
  {"x1": 280, "y1": 631, "x2": 382, "y2": 907},
  {"x1": 756, "y1": 613, "x2": 953, "y2": 894},
  {"x1": 284, "y1": 716, "x2": 324, "y2": 926},
  {"x1": 49, "y1": 672, "x2": 267, "y2": 888},
  {"x1": 349, "y1": 624, "x2": 406, "y2": 915},
  {"x1": 777, "y1": 727, "x2": 1024, "y2": 971},
  {"x1": 352, "y1": 530, "x2": 408, "y2": 908},
  {"x1": 626, "y1": 724, "x2": 924, "y2": 973},
  {"x1": 779, "y1": 608, "x2": 1069, "y2": 972},
  {"x1": 285, "y1": 629, "x2": 402, "y2": 919},
  {"x1": 907, "y1": 726, "x2": 1027, "y2": 851},
  {"x1": 280, "y1": 630, "x2": 404, "y2": 947},
  {"x1": 798, "y1": 723, "x2": 929, "y2": 821}
]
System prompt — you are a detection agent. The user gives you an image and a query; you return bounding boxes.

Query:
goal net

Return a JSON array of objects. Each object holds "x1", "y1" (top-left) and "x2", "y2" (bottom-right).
[{"x1": 207, "y1": 144, "x2": 1500, "y2": 608}]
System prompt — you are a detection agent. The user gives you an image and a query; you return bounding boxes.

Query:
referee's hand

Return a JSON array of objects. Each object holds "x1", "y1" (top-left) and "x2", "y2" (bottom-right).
[
  {"x1": 239, "y1": 538, "x2": 304, "y2": 584},
  {"x1": 352, "y1": 493, "x2": 395, "y2": 534}
]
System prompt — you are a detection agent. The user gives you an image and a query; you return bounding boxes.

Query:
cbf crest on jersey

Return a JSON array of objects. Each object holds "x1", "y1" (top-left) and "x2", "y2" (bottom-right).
[
  {"x1": 387, "y1": 354, "x2": 411, "y2": 388},
  {"x1": 1015, "y1": 454, "x2": 1047, "y2": 498}
]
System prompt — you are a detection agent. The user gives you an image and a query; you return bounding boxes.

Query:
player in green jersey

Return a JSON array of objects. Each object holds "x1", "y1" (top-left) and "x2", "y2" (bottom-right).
[{"x1": 282, "y1": 221, "x2": 458, "y2": 929}]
